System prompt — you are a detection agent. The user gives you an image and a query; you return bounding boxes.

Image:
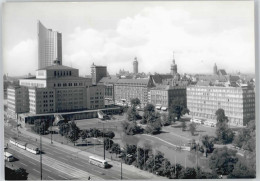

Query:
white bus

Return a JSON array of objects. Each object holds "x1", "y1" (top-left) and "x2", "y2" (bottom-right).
[
  {"x1": 4, "y1": 152, "x2": 14, "y2": 162},
  {"x1": 26, "y1": 144, "x2": 40, "y2": 154},
  {"x1": 89, "y1": 156, "x2": 108, "y2": 168}
]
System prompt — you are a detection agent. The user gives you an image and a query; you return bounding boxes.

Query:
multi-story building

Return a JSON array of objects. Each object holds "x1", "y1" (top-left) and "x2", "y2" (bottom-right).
[
  {"x1": 9, "y1": 64, "x2": 104, "y2": 116},
  {"x1": 148, "y1": 85, "x2": 186, "y2": 110},
  {"x1": 91, "y1": 63, "x2": 107, "y2": 85},
  {"x1": 114, "y1": 78, "x2": 154, "y2": 107},
  {"x1": 7, "y1": 86, "x2": 29, "y2": 119},
  {"x1": 38, "y1": 21, "x2": 62, "y2": 69},
  {"x1": 187, "y1": 85, "x2": 255, "y2": 126},
  {"x1": 98, "y1": 76, "x2": 119, "y2": 105}
]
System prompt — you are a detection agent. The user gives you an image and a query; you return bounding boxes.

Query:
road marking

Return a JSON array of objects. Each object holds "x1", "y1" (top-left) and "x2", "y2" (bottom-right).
[
  {"x1": 47, "y1": 152, "x2": 54, "y2": 156},
  {"x1": 28, "y1": 161, "x2": 36, "y2": 165},
  {"x1": 58, "y1": 174, "x2": 68, "y2": 180},
  {"x1": 59, "y1": 157, "x2": 68, "y2": 161},
  {"x1": 20, "y1": 162, "x2": 28, "y2": 167},
  {"x1": 33, "y1": 169, "x2": 40, "y2": 173},
  {"x1": 74, "y1": 162, "x2": 83, "y2": 167},
  {"x1": 44, "y1": 168, "x2": 52, "y2": 173},
  {"x1": 48, "y1": 176, "x2": 55, "y2": 180}
]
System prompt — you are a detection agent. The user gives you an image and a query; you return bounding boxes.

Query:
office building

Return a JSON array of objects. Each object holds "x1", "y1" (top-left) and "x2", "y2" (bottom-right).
[
  {"x1": 114, "y1": 78, "x2": 155, "y2": 107},
  {"x1": 11, "y1": 64, "x2": 104, "y2": 115},
  {"x1": 7, "y1": 86, "x2": 29, "y2": 119},
  {"x1": 38, "y1": 21, "x2": 62, "y2": 69},
  {"x1": 91, "y1": 63, "x2": 107, "y2": 85},
  {"x1": 148, "y1": 84, "x2": 186, "y2": 110},
  {"x1": 187, "y1": 85, "x2": 255, "y2": 126}
]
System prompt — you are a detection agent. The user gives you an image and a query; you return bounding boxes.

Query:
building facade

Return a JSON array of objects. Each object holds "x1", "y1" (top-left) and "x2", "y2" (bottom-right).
[
  {"x1": 38, "y1": 21, "x2": 62, "y2": 69},
  {"x1": 7, "y1": 86, "x2": 29, "y2": 118},
  {"x1": 91, "y1": 63, "x2": 107, "y2": 85},
  {"x1": 148, "y1": 85, "x2": 186, "y2": 109},
  {"x1": 114, "y1": 78, "x2": 154, "y2": 107},
  {"x1": 8, "y1": 64, "x2": 105, "y2": 116},
  {"x1": 98, "y1": 77, "x2": 119, "y2": 106},
  {"x1": 187, "y1": 85, "x2": 255, "y2": 126}
]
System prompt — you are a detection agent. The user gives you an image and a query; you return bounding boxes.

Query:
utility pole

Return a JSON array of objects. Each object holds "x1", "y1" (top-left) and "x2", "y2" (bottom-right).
[
  {"x1": 50, "y1": 120, "x2": 53, "y2": 144},
  {"x1": 121, "y1": 158, "x2": 123, "y2": 180},
  {"x1": 40, "y1": 134, "x2": 42, "y2": 180},
  {"x1": 103, "y1": 123, "x2": 105, "y2": 160},
  {"x1": 175, "y1": 155, "x2": 176, "y2": 175}
]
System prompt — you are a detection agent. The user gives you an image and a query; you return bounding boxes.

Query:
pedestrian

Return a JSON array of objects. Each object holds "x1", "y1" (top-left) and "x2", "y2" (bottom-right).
[
  {"x1": 88, "y1": 176, "x2": 91, "y2": 180},
  {"x1": 111, "y1": 155, "x2": 112, "y2": 161},
  {"x1": 36, "y1": 138, "x2": 37, "y2": 142}
]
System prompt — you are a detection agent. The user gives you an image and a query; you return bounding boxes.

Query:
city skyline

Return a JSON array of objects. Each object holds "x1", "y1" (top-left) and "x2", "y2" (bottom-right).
[{"x1": 3, "y1": 1, "x2": 255, "y2": 76}]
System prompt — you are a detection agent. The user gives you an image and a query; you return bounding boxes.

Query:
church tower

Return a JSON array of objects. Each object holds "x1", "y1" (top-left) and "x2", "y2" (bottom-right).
[
  {"x1": 171, "y1": 52, "x2": 177, "y2": 75},
  {"x1": 133, "y1": 57, "x2": 138, "y2": 74},
  {"x1": 213, "y1": 63, "x2": 218, "y2": 75}
]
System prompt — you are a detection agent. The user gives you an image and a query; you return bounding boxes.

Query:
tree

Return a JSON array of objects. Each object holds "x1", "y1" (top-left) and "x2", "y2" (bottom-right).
[
  {"x1": 66, "y1": 121, "x2": 81, "y2": 146},
  {"x1": 104, "y1": 138, "x2": 114, "y2": 150},
  {"x1": 104, "y1": 131, "x2": 115, "y2": 139},
  {"x1": 181, "y1": 121, "x2": 186, "y2": 131},
  {"x1": 110, "y1": 143, "x2": 121, "y2": 156},
  {"x1": 189, "y1": 122, "x2": 196, "y2": 136},
  {"x1": 161, "y1": 113, "x2": 171, "y2": 126},
  {"x1": 32, "y1": 119, "x2": 50, "y2": 135},
  {"x1": 130, "y1": 98, "x2": 140, "y2": 108},
  {"x1": 215, "y1": 122, "x2": 234, "y2": 144},
  {"x1": 121, "y1": 121, "x2": 143, "y2": 135},
  {"x1": 5, "y1": 167, "x2": 29, "y2": 180},
  {"x1": 127, "y1": 107, "x2": 139, "y2": 121},
  {"x1": 179, "y1": 167, "x2": 197, "y2": 179},
  {"x1": 233, "y1": 120, "x2": 255, "y2": 152},
  {"x1": 141, "y1": 104, "x2": 155, "y2": 124},
  {"x1": 201, "y1": 135, "x2": 214, "y2": 157},
  {"x1": 59, "y1": 122, "x2": 70, "y2": 136},
  {"x1": 228, "y1": 159, "x2": 255, "y2": 178},
  {"x1": 209, "y1": 146, "x2": 238, "y2": 175},
  {"x1": 215, "y1": 108, "x2": 228, "y2": 123},
  {"x1": 145, "y1": 118, "x2": 162, "y2": 135},
  {"x1": 168, "y1": 99, "x2": 189, "y2": 121},
  {"x1": 122, "y1": 144, "x2": 137, "y2": 165}
]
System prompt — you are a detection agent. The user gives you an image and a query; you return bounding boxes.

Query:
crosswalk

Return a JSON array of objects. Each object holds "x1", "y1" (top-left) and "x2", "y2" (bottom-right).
[{"x1": 9, "y1": 146, "x2": 103, "y2": 180}]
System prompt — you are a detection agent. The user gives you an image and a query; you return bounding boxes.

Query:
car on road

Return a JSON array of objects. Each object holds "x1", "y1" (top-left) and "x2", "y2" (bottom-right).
[{"x1": 190, "y1": 118, "x2": 203, "y2": 124}]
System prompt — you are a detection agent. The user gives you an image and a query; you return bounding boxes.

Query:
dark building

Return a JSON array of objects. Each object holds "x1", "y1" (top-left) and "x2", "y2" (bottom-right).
[{"x1": 91, "y1": 63, "x2": 107, "y2": 85}]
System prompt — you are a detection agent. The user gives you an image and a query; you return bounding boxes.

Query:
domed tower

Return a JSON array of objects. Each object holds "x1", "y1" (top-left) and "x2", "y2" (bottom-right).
[
  {"x1": 133, "y1": 57, "x2": 138, "y2": 74},
  {"x1": 171, "y1": 52, "x2": 177, "y2": 76},
  {"x1": 213, "y1": 63, "x2": 218, "y2": 75}
]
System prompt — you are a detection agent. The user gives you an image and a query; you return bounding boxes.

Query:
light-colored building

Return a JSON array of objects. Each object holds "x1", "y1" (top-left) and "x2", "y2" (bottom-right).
[
  {"x1": 114, "y1": 78, "x2": 154, "y2": 107},
  {"x1": 7, "y1": 86, "x2": 29, "y2": 119},
  {"x1": 148, "y1": 85, "x2": 186, "y2": 110},
  {"x1": 187, "y1": 85, "x2": 255, "y2": 127},
  {"x1": 38, "y1": 21, "x2": 62, "y2": 69},
  {"x1": 9, "y1": 64, "x2": 105, "y2": 116}
]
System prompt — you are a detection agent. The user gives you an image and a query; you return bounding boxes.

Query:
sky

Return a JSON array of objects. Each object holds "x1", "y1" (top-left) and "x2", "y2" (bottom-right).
[{"x1": 2, "y1": 1, "x2": 255, "y2": 76}]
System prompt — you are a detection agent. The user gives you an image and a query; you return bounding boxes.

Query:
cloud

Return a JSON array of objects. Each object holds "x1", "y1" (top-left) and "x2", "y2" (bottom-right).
[
  {"x1": 63, "y1": 6, "x2": 254, "y2": 75},
  {"x1": 4, "y1": 39, "x2": 37, "y2": 76}
]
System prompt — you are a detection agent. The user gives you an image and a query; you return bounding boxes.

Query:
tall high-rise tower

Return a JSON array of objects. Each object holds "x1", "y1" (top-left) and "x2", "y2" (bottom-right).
[
  {"x1": 133, "y1": 57, "x2": 138, "y2": 74},
  {"x1": 171, "y1": 52, "x2": 177, "y2": 75},
  {"x1": 38, "y1": 21, "x2": 62, "y2": 69},
  {"x1": 213, "y1": 63, "x2": 218, "y2": 75},
  {"x1": 91, "y1": 63, "x2": 107, "y2": 85}
]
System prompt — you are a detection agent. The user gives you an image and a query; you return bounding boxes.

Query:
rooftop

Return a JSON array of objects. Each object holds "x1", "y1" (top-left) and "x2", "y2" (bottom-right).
[
  {"x1": 116, "y1": 78, "x2": 150, "y2": 85},
  {"x1": 37, "y1": 64, "x2": 77, "y2": 71}
]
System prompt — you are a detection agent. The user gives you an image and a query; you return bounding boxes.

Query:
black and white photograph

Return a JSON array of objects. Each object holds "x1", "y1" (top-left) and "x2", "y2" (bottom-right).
[{"x1": 1, "y1": 1, "x2": 257, "y2": 180}]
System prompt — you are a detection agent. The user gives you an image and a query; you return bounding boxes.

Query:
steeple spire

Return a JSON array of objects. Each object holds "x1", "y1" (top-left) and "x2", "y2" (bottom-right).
[{"x1": 173, "y1": 51, "x2": 175, "y2": 64}]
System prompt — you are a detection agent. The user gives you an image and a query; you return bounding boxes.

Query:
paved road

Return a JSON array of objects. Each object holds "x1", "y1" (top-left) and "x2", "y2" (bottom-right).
[{"x1": 4, "y1": 125, "x2": 160, "y2": 180}]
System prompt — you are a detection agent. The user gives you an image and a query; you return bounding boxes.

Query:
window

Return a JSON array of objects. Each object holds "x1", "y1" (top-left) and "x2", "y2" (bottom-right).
[{"x1": 54, "y1": 71, "x2": 56, "y2": 76}]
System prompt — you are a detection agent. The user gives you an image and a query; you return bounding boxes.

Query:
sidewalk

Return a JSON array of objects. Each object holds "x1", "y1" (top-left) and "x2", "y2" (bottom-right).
[{"x1": 15, "y1": 124, "x2": 165, "y2": 180}]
